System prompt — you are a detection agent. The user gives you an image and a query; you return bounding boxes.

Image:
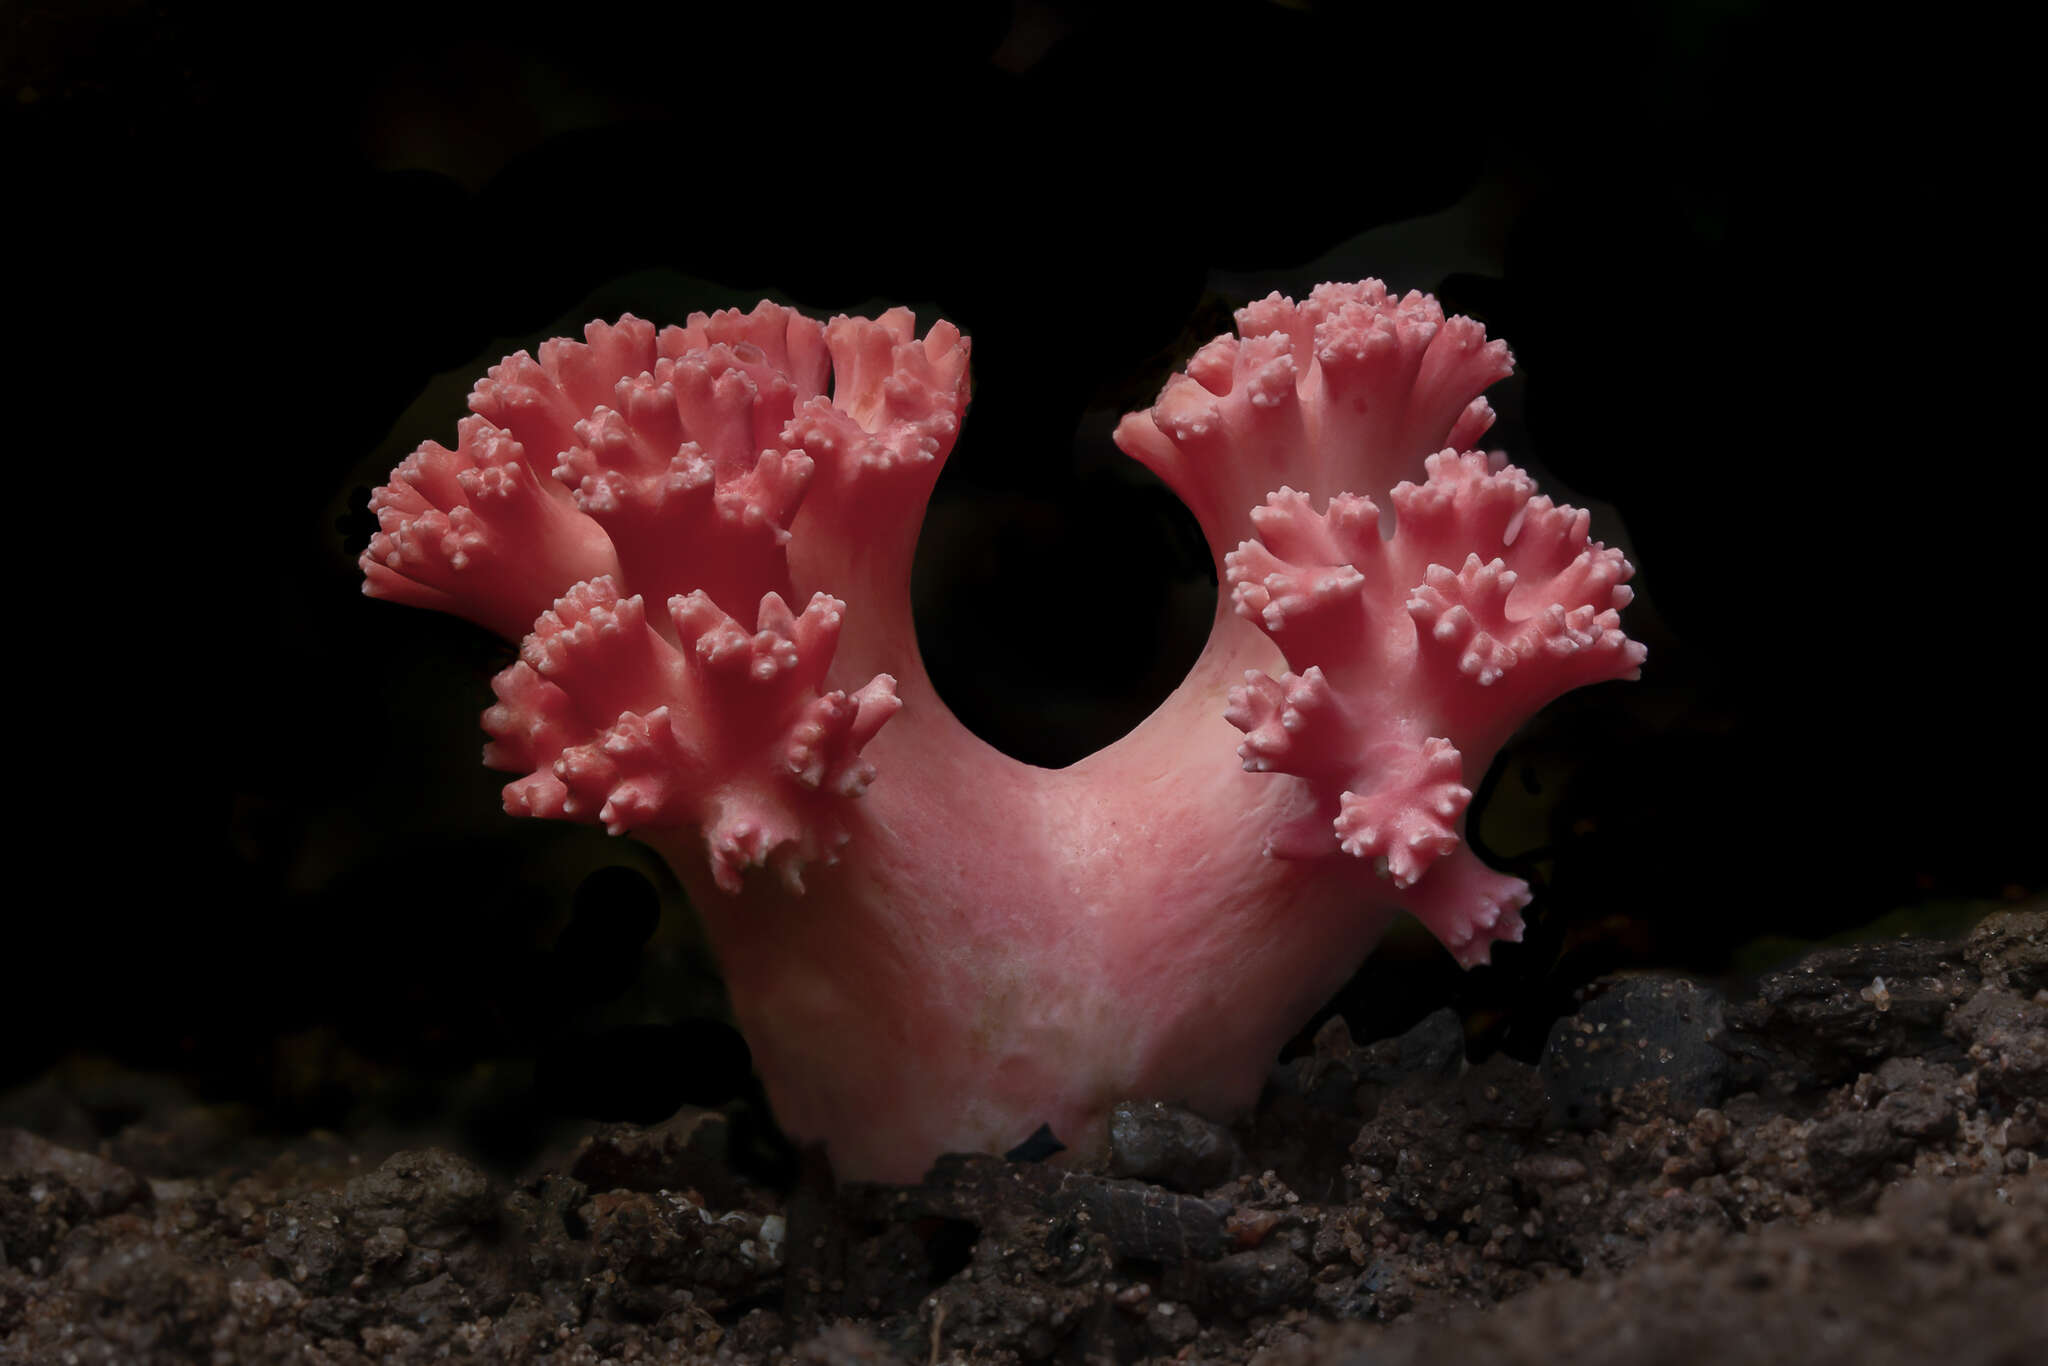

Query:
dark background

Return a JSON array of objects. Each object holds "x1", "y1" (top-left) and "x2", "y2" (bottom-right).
[{"x1": 7, "y1": 1, "x2": 2035, "y2": 1169}]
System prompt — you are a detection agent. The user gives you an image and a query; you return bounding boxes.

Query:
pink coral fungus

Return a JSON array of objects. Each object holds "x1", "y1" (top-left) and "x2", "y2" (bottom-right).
[{"x1": 362, "y1": 282, "x2": 1643, "y2": 1180}]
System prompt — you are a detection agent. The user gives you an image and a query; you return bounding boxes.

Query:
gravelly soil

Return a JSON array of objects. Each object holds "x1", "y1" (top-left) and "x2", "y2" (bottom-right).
[{"x1": 3, "y1": 908, "x2": 2043, "y2": 1365}]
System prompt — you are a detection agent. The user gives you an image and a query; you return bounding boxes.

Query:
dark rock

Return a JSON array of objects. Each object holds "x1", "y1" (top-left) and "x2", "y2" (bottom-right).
[
  {"x1": 361, "y1": 1222, "x2": 409, "y2": 1269},
  {"x1": 1859, "y1": 1058, "x2": 1963, "y2": 1143},
  {"x1": 1350, "y1": 1074, "x2": 1528, "y2": 1234},
  {"x1": 297, "y1": 1293, "x2": 368, "y2": 1338},
  {"x1": 387, "y1": 1271, "x2": 475, "y2": 1338},
  {"x1": 568, "y1": 1107, "x2": 739, "y2": 1204},
  {"x1": 1204, "y1": 1246, "x2": 1311, "y2": 1317},
  {"x1": 1806, "y1": 1111, "x2": 1901, "y2": 1196},
  {"x1": 1360, "y1": 1009, "x2": 1466, "y2": 1084},
  {"x1": 263, "y1": 1191, "x2": 357, "y2": 1294},
  {"x1": 1722, "y1": 938, "x2": 1974, "y2": 1084},
  {"x1": 1947, "y1": 987, "x2": 2048, "y2": 1102},
  {"x1": 1277, "y1": 1011, "x2": 1466, "y2": 1115},
  {"x1": 1964, "y1": 907, "x2": 2048, "y2": 992},
  {"x1": 1459, "y1": 1054, "x2": 1549, "y2": 1134},
  {"x1": 844, "y1": 1153, "x2": 1233, "y2": 1262},
  {"x1": 0, "y1": 1129, "x2": 151, "y2": 1217},
  {"x1": 79, "y1": 1243, "x2": 232, "y2": 1356},
  {"x1": 1309, "y1": 1266, "x2": 1380, "y2": 1320},
  {"x1": 1109, "y1": 1100, "x2": 1242, "y2": 1192},
  {"x1": 582, "y1": 1186, "x2": 783, "y2": 1314},
  {"x1": 344, "y1": 1148, "x2": 497, "y2": 1250},
  {"x1": 0, "y1": 1171, "x2": 89, "y2": 1268},
  {"x1": 503, "y1": 1170, "x2": 590, "y2": 1278},
  {"x1": 1542, "y1": 975, "x2": 1729, "y2": 1129},
  {"x1": 1041, "y1": 1172, "x2": 1232, "y2": 1263}
]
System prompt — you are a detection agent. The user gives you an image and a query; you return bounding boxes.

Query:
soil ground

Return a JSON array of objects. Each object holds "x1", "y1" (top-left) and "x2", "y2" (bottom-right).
[{"x1": 4, "y1": 909, "x2": 2044, "y2": 1365}]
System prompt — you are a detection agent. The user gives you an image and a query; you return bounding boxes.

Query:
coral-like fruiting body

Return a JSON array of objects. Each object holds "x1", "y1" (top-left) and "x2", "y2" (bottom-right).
[
  {"x1": 482, "y1": 576, "x2": 900, "y2": 893},
  {"x1": 361, "y1": 282, "x2": 1642, "y2": 1180}
]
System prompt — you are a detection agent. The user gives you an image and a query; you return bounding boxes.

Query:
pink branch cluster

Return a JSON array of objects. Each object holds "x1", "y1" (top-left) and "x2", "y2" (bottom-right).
[{"x1": 362, "y1": 281, "x2": 1643, "y2": 1180}]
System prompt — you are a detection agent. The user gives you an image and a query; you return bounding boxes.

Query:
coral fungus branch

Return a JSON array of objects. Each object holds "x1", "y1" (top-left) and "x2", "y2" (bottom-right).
[{"x1": 361, "y1": 282, "x2": 1642, "y2": 1180}]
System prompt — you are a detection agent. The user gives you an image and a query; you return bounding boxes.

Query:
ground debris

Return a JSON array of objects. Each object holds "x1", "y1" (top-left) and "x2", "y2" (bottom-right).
[
  {"x1": 1720, "y1": 936, "x2": 1975, "y2": 1085},
  {"x1": 1541, "y1": 975, "x2": 1729, "y2": 1128},
  {"x1": 4, "y1": 914, "x2": 2045, "y2": 1364},
  {"x1": 1964, "y1": 906, "x2": 2048, "y2": 992},
  {"x1": 1264, "y1": 1173, "x2": 2048, "y2": 1366},
  {"x1": 1109, "y1": 1100, "x2": 1243, "y2": 1193},
  {"x1": 843, "y1": 1151, "x2": 1235, "y2": 1263}
]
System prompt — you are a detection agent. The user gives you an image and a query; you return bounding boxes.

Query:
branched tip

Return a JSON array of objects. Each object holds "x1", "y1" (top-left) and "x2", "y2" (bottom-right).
[
  {"x1": 1114, "y1": 280, "x2": 1514, "y2": 555},
  {"x1": 363, "y1": 298, "x2": 961, "y2": 897},
  {"x1": 361, "y1": 416, "x2": 619, "y2": 641},
  {"x1": 478, "y1": 579, "x2": 899, "y2": 895}
]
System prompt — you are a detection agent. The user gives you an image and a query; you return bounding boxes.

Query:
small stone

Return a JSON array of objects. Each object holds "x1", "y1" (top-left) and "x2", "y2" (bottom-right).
[
  {"x1": 1542, "y1": 976, "x2": 1729, "y2": 1129},
  {"x1": 1108, "y1": 1100, "x2": 1241, "y2": 1192}
]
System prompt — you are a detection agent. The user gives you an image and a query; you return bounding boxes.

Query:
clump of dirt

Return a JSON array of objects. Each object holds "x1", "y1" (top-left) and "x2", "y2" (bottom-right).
[{"x1": 4, "y1": 909, "x2": 2044, "y2": 1364}]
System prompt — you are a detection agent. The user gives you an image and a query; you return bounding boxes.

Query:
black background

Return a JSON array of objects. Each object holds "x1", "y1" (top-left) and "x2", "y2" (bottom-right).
[{"x1": 7, "y1": 1, "x2": 2036, "y2": 1168}]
